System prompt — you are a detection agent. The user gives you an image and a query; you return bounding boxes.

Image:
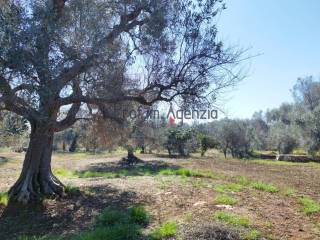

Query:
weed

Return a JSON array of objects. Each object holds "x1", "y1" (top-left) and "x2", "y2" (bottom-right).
[
  {"x1": 243, "y1": 229, "x2": 261, "y2": 240},
  {"x1": 191, "y1": 179, "x2": 209, "y2": 188},
  {"x1": 150, "y1": 221, "x2": 178, "y2": 240},
  {"x1": 234, "y1": 176, "x2": 250, "y2": 186},
  {"x1": 213, "y1": 211, "x2": 250, "y2": 227},
  {"x1": 299, "y1": 196, "x2": 320, "y2": 215},
  {"x1": 214, "y1": 195, "x2": 238, "y2": 205},
  {"x1": 250, "y1": 181, "x2": 278, "y2": 193}
]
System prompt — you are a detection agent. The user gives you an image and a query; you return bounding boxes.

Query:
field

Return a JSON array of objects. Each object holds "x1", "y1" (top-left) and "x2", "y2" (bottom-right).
[{"x1": 0, "y1": 150, "x2": 319, "y2": 240}]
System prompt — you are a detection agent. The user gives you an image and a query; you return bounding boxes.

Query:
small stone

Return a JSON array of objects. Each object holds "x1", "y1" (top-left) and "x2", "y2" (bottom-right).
[
  {"x1": 215, "y1": 204, "x2": 234, "y2": 210},
  {"x1": 193, "y1": 201, "x2": 207, "y2": 207}
]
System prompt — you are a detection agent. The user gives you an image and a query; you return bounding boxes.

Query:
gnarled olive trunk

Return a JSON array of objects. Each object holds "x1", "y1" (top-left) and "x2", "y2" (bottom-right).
[{"x1": 9, "y1": 123, "x2": 64, "y2": 204}]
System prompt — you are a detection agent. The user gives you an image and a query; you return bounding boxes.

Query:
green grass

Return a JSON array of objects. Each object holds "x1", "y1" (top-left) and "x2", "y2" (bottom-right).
[
  {"x1": 214, "y1": 195, "x2": 238, "y2": 205},
  {"x1": 213, "y1": 211, "x2": 250, "y2": 227},
  {"x1": 77, "y1": 170, "x2": 124, "y2": 178},
  {"x1": 0, "y1": 192, "x2": 8, "y2": 206},
  {"x1": 298, "y1": 196, "x2": 320, "y2": 215},
  {"x1": 53, "y1": 168, "x2": 77, "y2": 178},
  {"x1": 159, "y1": 168, "x2": 216, "y2": 179},
  {"x1": 251, "y1": 159, "x2": 319, "y2": 167},
  {"x1": 233, "y1": 175, "x2": 280, "y2": 194},
  {"x1": 191, "y1": 179, "x2": 209, "y2": 188},
  {"x1": 214, "y1": 183, "x2": 243, "y2": 193},
  {"x1": 150, "y1": 221, "x2": 178, "y2": 240},
  {"x1": 250, "y1": 181, "x2": 278, "y2": 193},
  {"x1": 128, "y1": 205, "x2": 150, "y2": 226},
  {"x1": 78, "y1": 206, "x2": 150, "y2": 240},
  {"x1": 233, "y1": 176, "x2": 250, "y2": 186}
]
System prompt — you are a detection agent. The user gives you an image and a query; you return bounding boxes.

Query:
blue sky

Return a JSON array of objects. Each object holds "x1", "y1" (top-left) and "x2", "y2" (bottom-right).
[{"x1": 217, "y1": 0, "x2": 320, "y2": 119}]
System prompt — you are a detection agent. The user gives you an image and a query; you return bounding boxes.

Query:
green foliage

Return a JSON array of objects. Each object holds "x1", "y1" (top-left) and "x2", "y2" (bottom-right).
[
  {"x1": 150, "y1": 221, "x2": 178, "y2": 240},
  {"x1": 0, "y1": 192, "x2": 8, "y2": 206},
  {"x1": 165, "y1": 128, "x2": 198, "y2": 157},
  {"x1": 213, "y1": 211, "x2": 250, "y2": 227},
  {"x1": 250, "y1": 181, "x2": 278, "y2": 193},
  {"x1": 214, "y1": 195, "x2": 238, "y2": 205},
  {"x1": 268, "y1": 122, "x2": 299, "y2": 154},
  {"x1": 209, "y1": 119, "x2": 253, "y2": 158},
  {"x1": 298, "y1": 196, "x2": 320, "y2": 215},
  {"x1": 197, "y1": 132, "x2": 216, "y2": 156}
]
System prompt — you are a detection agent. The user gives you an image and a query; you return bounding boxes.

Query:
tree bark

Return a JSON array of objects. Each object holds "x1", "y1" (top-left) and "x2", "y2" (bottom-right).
[{"x1": 9, "y1": 123, "x2": 64, "y2": 204}]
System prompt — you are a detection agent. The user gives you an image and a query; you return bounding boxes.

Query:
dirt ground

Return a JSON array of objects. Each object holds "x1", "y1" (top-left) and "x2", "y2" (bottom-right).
[{"x1": 0, "y1": 150, "x2": 319, "y2": 240}]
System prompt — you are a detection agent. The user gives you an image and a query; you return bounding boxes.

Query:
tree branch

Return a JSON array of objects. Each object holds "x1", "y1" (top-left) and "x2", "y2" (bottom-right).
[{"x1": 55, "y1": 8, "x2": 148, "y2": 89}]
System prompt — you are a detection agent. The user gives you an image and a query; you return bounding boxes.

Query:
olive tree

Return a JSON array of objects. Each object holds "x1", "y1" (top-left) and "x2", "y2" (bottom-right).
[
  {"x1": 292, "y1": 77, "x2": 320, "y2": 155},
  {"x1": 0, "y1": 0, "x2": 242, "y2": 203}
]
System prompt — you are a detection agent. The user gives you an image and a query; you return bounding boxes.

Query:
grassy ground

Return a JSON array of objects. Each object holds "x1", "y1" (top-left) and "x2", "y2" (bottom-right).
[{"x1": 0, "y1": 150, "x2": 319, "y2": 239}]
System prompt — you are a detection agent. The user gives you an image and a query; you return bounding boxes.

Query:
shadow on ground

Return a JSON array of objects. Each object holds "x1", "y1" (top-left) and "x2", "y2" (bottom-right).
[
  {"x1": 180, "y1": 222, "x2": 241, "y2": 240},
  {"x1": 0, "y1": 184, "x2": 140, "y2": 240},
  {"x1": 77, "y1": 160, "x2": 182, "y2": 178},
  {"x1": 0, "y1": 156, "x2": 8, "y2": 166}
]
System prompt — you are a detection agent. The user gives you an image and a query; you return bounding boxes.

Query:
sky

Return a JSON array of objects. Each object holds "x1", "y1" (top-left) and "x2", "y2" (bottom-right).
[{"x1": 216, "y1": 0, "x2": 320, "y2": 119}]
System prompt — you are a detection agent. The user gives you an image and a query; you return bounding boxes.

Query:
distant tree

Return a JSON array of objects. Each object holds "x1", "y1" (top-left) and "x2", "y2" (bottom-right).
[
  {"x1": 268, "y1": 122, "x2": 299, "y2": 154},
  {"x1": 292, "y1": 76, "x2": 320, "y2": 111},
  {"x1": 165, "y1": 128, "x2": 197, "y2": 157},
  {"x1": 292, "y1": 76, "x2": 320, "y2": 155},
  {"x1": 211, "y1": 119, "x2": 252, "y2": 158},
  {"x1": 266, "y1": 103, "x2": 294, "y2": 125},
  {"x1": 197, "y1": 132, "x2": 217, "y2": 156},
  {"x1": 250, "y1": 111, "x2": 269, "y2": 150},
  {"x1": 0, "y1": 111, "x2": 28, "y2": 150}
]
